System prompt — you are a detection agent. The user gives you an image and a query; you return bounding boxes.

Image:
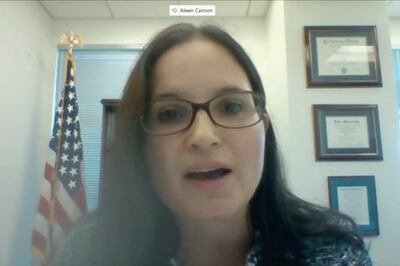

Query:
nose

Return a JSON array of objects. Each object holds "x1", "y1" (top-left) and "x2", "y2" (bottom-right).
[{"x1": 185, "y1": 110, "x2": 221, "y2": 149}]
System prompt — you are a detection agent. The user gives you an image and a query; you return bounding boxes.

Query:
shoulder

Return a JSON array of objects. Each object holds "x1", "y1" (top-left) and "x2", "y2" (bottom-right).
[
  {"x1": 50, "y1": 211, "x2": 103, "y2": 266},
  {"x1": 301, "y1": 234, "x2": 372, "y2": 266},
  {"x1": 300, "y1": 214, "x2": 373, "y2": 266}
]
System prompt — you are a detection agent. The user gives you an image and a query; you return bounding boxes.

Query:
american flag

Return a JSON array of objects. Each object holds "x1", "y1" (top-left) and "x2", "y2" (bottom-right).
[{"x1": 32, "y1": 56, "x2": 87, "y2": 264}]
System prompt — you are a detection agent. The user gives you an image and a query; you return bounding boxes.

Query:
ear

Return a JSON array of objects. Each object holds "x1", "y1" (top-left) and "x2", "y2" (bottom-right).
[{"x1": 262, "y1": 113, "x2": 270, "y2": 133}]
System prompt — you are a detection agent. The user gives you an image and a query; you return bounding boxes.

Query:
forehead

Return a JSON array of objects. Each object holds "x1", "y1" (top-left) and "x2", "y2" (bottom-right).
[{"x1": 151, "y1": 38, "x2": 251, "y2": 100}]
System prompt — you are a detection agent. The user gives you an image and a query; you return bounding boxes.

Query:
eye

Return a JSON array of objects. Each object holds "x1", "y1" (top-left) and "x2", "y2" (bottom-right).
[
  {"x1": 218, "y1": 100, "x2": 244, "y2": 115},
  {"x1": 223, "y1": 101, "x2": 243, "y2": 114},
  {"x1": 156, "y1": 106, "x2": 188, "y2": 123}
]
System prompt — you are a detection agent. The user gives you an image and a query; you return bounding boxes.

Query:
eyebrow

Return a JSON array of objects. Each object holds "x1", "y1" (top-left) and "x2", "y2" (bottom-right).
[{"x1": 153, "y1": 86, "x2": 247, "y2": 100}]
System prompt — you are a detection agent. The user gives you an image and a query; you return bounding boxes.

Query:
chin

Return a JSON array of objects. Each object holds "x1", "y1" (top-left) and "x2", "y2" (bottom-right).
[{"x1": 186, "y1": 201, "x2": 246, "y2": 221}]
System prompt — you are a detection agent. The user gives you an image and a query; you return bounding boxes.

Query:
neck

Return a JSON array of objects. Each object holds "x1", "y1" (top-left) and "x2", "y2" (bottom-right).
[{"x1": 178, "y1": 209, "x2": 251, "y2": 266}]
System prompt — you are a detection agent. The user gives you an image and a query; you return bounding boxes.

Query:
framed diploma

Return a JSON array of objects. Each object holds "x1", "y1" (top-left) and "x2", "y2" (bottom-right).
[
  {"x1": 305, "y1": 26, "x2": 382, "y2": 87},
  {"x1": 313, "y1": 104, "x2": 382, "y2": 161},
  {"x1": 328, "y1": 176, "x2": 379, "y2": 236}
]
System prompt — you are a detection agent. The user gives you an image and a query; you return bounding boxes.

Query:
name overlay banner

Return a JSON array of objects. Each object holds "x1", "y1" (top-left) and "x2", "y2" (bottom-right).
[{"x1": 169, "y1": 5, "x2": 216, "y2": 16}]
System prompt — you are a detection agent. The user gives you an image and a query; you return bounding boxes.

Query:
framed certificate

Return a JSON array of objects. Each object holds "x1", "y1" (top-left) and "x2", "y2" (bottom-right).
[
  {"x1": 313, "y1": 104, "x2": 382, "y2": 161},
  {"x1": 328, "y1": 175, "x2": 379, "y2": 236},
  {"x1": 305, "y1": 26, "x2": 382, "y2": 87}
]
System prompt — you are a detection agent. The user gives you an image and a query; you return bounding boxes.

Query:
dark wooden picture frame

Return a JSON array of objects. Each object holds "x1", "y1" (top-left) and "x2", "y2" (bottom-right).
[
  {"x1": 313, "y1": 104, "x2": 382, "y2": 161},
  {"x1": 305, "y1": 25, "x2": 382, "y2": 87},
  {"x1": 99, "y1": 99, "x2": 119, "y2": 204},
  {"x1": 328, "y1": 175, "x2": 379, "y2": 236}
]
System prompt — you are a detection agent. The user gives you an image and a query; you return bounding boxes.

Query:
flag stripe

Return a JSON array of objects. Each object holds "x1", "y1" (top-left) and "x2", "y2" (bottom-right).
[
  {"x1": 52, "y1": 222, "x2": 66, "y2": 249},
  {"x1": 38, "y1": 196, "x2": 50, "y2": 220},
  {"x1": 44, "y1": 163, "x2": 54, "y2": 183},
  {"x1": 46, "y1": 149, "x2": 56, "y2": 166},
  {"x1": 32, "y1": 230, "x2": 47, "y2": 255},
  {"x1": 56, "y1": 183, "x2": 82, "y2": 222},
  {"x1": 54, "y1": 198, "x2": 73, "y2": 232},
  {"x1": 39, "y1": 176, "x2": 51, "y2": 201},
  {"x1": 34, "y1": 213, "x2": 50, "y2": 238},
  {"x1": 73, "y1": 188, "x2": 87, "y2": 212},
  {"x1": 32, "y1": 245, "x2": 47, "y2": 265}
]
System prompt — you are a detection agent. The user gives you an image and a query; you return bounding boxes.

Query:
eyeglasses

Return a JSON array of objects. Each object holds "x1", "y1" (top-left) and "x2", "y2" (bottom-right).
[{"x1": 140, "y1": 91, "x2": 266, "y2": 136}]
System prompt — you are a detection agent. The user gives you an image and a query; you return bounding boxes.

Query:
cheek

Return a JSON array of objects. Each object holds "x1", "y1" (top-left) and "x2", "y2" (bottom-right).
[
  {"x1": 242, "y1": 129, "x2": 265, "y2": 159},
  {"x1": 232, "y1": 126, "x2": 266, "y2": 189},
  {"x1": 235, "y1": 126, "x2": 265, "y2": 160}
]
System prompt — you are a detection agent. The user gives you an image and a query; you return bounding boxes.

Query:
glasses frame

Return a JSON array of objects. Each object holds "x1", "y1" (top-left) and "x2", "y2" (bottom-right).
[{"x1": 140, "y1": 91, "x2": 266, "y2": 136}]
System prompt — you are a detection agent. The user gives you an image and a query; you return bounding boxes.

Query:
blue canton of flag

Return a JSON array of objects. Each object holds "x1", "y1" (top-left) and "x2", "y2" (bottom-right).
[{"x1": 50, "y1": 61, "x2": 84, "y2": 195}]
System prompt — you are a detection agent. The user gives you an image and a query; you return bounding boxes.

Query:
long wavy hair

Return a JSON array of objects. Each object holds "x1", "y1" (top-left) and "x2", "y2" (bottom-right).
[{"x1": 96, "y1": 23, "x2": 364, "y2": 265}]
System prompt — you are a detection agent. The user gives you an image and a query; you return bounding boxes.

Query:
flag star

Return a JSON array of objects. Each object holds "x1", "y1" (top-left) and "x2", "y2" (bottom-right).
[
  {"x1": 57, "y1": 117, "x2": 62, "y2": 126},
  {"x1": 73, "y1": 142, "x2": 79, "y2": 151},
  {"x1": 69, "y1": 80, "x2": 74, "y2": 88},
  {"x1": 73, "y1": 130, "x2": 78, "y2": 138},
  {"x1": 67, "y1": 104, "x2": 74, "y2": 113},
  {"x1": 65, "y1": 129, "x2": 71, "y2": 137},
  {"x1": 68, "y1": 92, "x2": 75, "y2": 100},
  {"x1": 59, "y1": 166, "x2": 67, "y2": 175},
  {"x1": 75, "y1": 115, "x2": 79, "y2": 122},
  {"x1": 61, "y1": 153, "x2": 69, "y2": 162},
  {"x1": 72, "y1": 155, "x2": 79, "y2": 164},
  {"x1": 56, "y1": 130, "x2": 61, "y2": 137},
  {"x1": 66, "y1": 117, "x2": 72, "y2": 125},
  {"x1": 63, "y1": 141, "x2": 69, "y2": 150},
  {"x1": 57, "y1": 106, "x2": 63, "y2": 113},
  {"x1": 68, "y1": 180, "x2": 77, "y2": 190},
  {"x1": 69, "y1": 168, "x2": 77, "y2": 177}
]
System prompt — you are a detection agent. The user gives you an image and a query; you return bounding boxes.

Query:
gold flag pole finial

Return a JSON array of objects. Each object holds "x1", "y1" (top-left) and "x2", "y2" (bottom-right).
[{"x1": 58, "y1": 31, "x2": 83, "y2": 56}]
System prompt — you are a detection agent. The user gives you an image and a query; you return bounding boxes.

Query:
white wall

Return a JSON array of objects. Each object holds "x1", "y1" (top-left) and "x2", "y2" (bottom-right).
[
  {"x1": 389, "y1": 18, "x2": 400, "y2": 47},
  {"x1": 265, "y1": 1, "x2": 400, "y2": 265},
  {"x1": 263, "y1": 1, "x2": 291, "y2": 159},
  {"x1": 0, "y1": 1, "x2": 56, "y2": 265}
]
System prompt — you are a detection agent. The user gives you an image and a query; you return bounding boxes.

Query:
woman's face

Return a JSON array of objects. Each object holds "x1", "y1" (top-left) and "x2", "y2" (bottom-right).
[{"x1": 145, "y1": 38, "x2": 267, "y2": 222}]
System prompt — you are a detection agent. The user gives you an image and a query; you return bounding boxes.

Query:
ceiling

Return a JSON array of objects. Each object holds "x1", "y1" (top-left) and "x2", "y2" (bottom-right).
[
  {"x1": 387, "y1": 0, "x2": 400, "y2": 18},
  {"x1": 38, "y1": 0, "x2": 400, "y2": 20},
  {"x1": 39, "y1": 0, "x2": 271, "y2": 19}
]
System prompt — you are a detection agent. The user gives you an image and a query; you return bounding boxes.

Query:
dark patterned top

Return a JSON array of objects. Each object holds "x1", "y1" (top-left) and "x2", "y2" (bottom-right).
[
  {"x1": 169, "y1": 232, "x2": 372, "y2": 266},
  {"x1": 52, "y1": 213, "x2": 373, "y2": 266}
]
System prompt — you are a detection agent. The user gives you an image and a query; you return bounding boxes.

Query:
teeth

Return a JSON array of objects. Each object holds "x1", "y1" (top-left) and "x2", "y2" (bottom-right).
[{"x1": 191, "y1": 168, "x2": 219, "y2": 173}]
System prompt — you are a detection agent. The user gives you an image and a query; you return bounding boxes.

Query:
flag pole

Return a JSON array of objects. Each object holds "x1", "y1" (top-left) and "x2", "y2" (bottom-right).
[{"x1": 45, "y1": 32, "x2": 83, "y2": 264}]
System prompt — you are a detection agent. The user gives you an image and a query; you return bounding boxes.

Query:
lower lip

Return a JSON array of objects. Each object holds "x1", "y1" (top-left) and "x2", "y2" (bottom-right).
[{"x1": 185, "y1": 171, "x2": 232, "y2": 190}]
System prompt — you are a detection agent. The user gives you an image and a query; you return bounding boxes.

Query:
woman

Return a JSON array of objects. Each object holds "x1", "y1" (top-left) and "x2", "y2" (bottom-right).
[{"x1": 53, "y1": 23, "x2": 372, "y2": 266}]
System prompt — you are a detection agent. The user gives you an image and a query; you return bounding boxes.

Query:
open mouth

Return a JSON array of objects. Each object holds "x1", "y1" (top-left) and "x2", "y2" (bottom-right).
[{"x1": 184, "y1": 168, "x2": 232, "y2": 180}]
